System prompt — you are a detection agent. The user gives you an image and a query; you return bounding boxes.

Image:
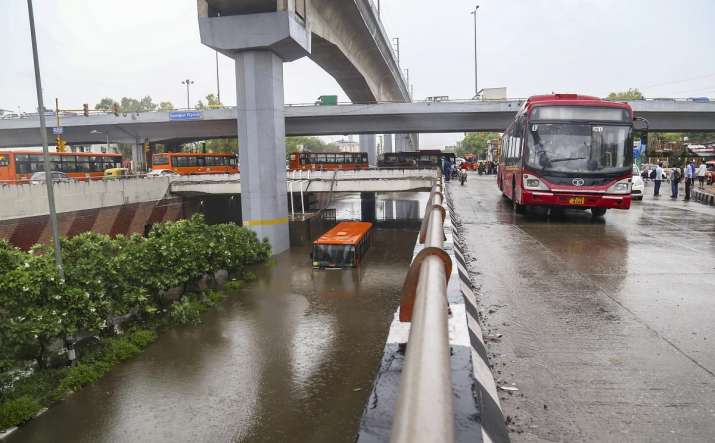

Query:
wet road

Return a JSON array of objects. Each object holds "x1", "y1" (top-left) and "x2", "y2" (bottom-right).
[
  {"x1": 7, "y1": 217, "x2": 420, "y2": 443},
  {"x1": 451, "y1": 175, "x2": 715, "y2": 442}
]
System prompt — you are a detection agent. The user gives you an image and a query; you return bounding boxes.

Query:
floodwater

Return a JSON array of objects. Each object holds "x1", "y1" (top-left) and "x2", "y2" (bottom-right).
[
  {"x1": 7, "y1": 194, "x2": 424, "y2": 443},
  {"x1": 452, "y1": 175, "x2": 715, "y2": 442}
]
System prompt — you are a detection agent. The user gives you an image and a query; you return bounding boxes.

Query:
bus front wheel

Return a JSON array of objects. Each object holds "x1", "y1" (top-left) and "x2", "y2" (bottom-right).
[{"x1": 591, "y1": 207, "x2": 607, "y2": 217}]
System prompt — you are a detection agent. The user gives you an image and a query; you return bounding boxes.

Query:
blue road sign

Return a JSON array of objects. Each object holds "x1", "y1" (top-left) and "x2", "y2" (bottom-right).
[
  {"x1": 52, "y1": 127, "x2": 63, "y2": 135},
  {"x1": 169, "y1": 111, "x2": 203, "y2": 121}
]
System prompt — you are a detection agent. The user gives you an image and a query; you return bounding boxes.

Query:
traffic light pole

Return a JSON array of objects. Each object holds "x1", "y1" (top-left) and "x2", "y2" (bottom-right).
[{"x1": 27, "y1": 0, "x2": 64, "y2": 278}]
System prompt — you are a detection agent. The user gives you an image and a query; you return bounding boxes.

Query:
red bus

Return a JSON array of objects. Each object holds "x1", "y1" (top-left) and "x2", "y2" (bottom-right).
[
  {"x1": 288, "y1": 152, "x2": 369, "y2": 171},
  {"x1": 0, "y1": 150, "x2": 122, "y2": 183},
  {"x1": 151, "y1": 152, "x2": 238, "y2": 175},
  {"x1": 497, "y1": 94, "x2": 634, "y2": 217},
  {"x1": 311, "y1": 221, "x2": 373, "y2": 269}
]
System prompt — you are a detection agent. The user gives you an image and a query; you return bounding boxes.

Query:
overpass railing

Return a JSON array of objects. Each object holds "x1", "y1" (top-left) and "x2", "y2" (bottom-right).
[{"x1": 391, "y1": 178, "x2": 455, "y2": 443}]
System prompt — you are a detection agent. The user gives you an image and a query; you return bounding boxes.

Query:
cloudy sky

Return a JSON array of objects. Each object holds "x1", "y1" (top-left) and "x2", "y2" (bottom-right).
[{"x1": 2, "y1": 0, "x2": 714, "y2": 148}]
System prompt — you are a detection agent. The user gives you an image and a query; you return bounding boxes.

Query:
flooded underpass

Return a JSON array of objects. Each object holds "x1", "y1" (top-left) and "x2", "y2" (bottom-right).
[{"x1": 7, "y1": 193, "x2": 425, "y2": 443}]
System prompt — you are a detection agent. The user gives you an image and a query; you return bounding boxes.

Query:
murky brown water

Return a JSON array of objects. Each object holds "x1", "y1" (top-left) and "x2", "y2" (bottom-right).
[{"x1": 7, "y1": 194, "x2": 423, "y2": 443}]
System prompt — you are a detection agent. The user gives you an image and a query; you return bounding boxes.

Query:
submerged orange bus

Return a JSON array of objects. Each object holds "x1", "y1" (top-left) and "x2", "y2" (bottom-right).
[
  {"x1": 152, "y1": 152, "x2": 238, "y2": 175},
  {"x1": 311, "y1": 221, "x2": 373, "y2": 269},
  {"x1": 288, "y1": 152, "x2": 369, "y2": 171},
  {"x1": 0, "y1": 150, "x2": 122, "y2": 183}
]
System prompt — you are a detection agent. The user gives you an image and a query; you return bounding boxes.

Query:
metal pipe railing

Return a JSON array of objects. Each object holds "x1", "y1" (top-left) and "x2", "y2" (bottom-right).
[{"x1": 391, "y1": 181, "x2": 455, "y2": 443}]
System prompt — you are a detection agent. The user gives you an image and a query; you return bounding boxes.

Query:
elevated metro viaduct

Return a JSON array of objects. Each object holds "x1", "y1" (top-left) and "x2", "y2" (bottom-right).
[{"x1": 194, "y1": 0, "x2": 414, "y2": 253}]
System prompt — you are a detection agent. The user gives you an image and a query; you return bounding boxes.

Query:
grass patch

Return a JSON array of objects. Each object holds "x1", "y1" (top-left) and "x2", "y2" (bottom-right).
[{"x1": 0, "y1": 395, "x2": 40, "y2": 431}]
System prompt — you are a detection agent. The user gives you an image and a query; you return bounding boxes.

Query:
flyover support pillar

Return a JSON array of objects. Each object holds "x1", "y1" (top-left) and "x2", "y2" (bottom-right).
[
  {"x1": 384, "y1": 134, "x2": 394, "y2": 153},
  {"x1": 131, "y1": 138, "x2": 145, "y2": 173},
  {"x1": 197, "y1": 4, "x2": 311, "y2": 255},
  {"x1": 360, "y1": 134, "x2": 377, "y2": 166},
  {"x1": 234, "y1": 50, "x2": 290, "y2": 254}
]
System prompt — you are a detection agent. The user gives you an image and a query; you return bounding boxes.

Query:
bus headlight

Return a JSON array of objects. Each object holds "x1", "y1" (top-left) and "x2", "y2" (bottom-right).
[
  {"x1": 523, "y1": 174, "x2": 549, "y2": 190},
  {"x1": 607, "y1": 178, "x2": 631, "y2": 194}
]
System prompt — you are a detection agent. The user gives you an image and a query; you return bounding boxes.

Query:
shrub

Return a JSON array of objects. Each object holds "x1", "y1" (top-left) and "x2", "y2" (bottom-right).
[
  {"x1": 128, "y1": 329, "x2": 157, "y2": 349},
  {"x1": 169, "y1": 296, "x2": 205, "y2": 325},
  {"x1": 202, "y1": 290, "x2": 224, "y2": 307},
  {"x1": 102, "y1": 337, "x2": 141, "y2": 365},
  {"x1": 223, "y1": 280, "x2": 242, "y2": 292},
  {"x1": 0, "y1": 395, "x2": 40, "y2": 431},
  {"x1": 56, "y1": 363, "x2": 108, "y2": 394}
]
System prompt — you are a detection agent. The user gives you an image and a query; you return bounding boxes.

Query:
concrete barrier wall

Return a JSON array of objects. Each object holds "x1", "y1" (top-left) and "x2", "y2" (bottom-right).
[{"x1": 0, "y1": 178, "x2": 171, "y2": 221}]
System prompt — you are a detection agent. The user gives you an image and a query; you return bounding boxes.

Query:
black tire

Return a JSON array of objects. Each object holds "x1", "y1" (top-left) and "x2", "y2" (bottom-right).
[{"x1": 591, "y1": 207, "x2": 607, "y2": 217}]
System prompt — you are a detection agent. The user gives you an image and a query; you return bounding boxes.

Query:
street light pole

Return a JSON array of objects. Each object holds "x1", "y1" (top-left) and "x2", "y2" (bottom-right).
[
  {"x1": 182, "y1": 79, "x2": 194, "y2": 109},
  {"x1": 471, "y1": 5, "x2": 480, "y2": 99},
  {"x1": 215, "y1": 51, "x2": 221, "y2": 105},
  {"x1": 26, "y1": 0, "x2": 63, "y2": 278}
]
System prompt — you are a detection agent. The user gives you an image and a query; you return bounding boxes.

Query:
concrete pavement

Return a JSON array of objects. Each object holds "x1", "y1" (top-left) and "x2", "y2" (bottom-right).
[{"x1": 450, "y1": 174, "x2": 715, "y2": 442}]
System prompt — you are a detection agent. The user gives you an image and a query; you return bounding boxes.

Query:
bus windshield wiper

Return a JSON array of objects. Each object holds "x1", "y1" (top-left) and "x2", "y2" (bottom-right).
[{"x1": 550, "y1": 156, "x2": 585, "y2": 163}]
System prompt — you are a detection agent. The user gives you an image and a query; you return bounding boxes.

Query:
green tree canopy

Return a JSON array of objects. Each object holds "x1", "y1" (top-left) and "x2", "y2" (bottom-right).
[
  {"x1": 607, "y1": 89, "x2": 644, "y2": 100},
  {"x1": 195, "y1": 93, "x2": 222, "y2": 110},
  {"x1": 285, "y1": 136, "x2": 336, "y2": 155},
  {"x1": 458, "y1": 132, "x2": 501, "y2": 157},
  {"x1": 158, "y1": 101, "x2": 174, "y2": 112}
]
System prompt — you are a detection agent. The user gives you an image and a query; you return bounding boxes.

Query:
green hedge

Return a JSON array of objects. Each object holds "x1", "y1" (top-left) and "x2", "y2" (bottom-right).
[{"x1": 0, "y1": 215, "x2": 270, "y2": 431}]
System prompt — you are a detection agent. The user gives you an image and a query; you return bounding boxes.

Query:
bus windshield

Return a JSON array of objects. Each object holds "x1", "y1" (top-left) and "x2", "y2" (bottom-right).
[
  {"x1": 527, "y1": 123, "x2": 632, "y2": 174},
  {"x1": 313, "y1": 244, "x2": 355, "y2": 268}
]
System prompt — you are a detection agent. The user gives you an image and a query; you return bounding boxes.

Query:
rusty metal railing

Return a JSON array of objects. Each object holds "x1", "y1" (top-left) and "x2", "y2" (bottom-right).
[{"x1": 391, "y1": 178, "x2": 454, "y2": 443}]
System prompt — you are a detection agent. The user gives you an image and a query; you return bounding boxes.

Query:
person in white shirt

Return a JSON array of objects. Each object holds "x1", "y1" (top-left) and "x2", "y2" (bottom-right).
[
  {"x1": 696, "y1": 161, "x2": 707, "y2": 189},
  {"x1": 654, "y1": 162, "x2": 664, "y2": 196}
]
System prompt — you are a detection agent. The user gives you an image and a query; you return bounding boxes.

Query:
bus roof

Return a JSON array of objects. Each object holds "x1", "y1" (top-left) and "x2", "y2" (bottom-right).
[
  {"x1": 314, "y1": 221, "x2": 373, "y2": 245},
  {"x1": 524, "y1": 94, "x2": 632, "y2": 113},
  {"x1": 159, "y1": 152, "x2": 236, "y2": 156},
  {"x1": 0, "y1": 150, "x2": 120, "y2": 156}
]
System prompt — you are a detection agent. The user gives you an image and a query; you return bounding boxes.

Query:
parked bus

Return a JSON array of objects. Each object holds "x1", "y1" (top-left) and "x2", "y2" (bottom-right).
[
  {"x1": 151, "y1": 152, "x2": 238, "y2": 175},
  {"x1": 288, "y1": 152, "x2": 369, "y2": 171},
  {"x1": 497, "y1": 94, "x2": 634, "y2": 217},
  {"x1": 311, "y1": 221, "x2": 373, "y2": 269},
  {"x1": 377, "y1": 150, "x2": 456, "y2": 168},
  {"x1": 0, "y1": 150, "x2": 122, "y2": 183}
]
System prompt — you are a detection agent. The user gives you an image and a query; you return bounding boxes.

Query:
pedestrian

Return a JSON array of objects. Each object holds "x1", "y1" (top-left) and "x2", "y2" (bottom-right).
[
  {"x1": 696, "y1": 160, "x2": 707, "y2": 189},
  {"x1": 669, "y1": 167, "x2": 679, "y2": 199},
  {"x1": 684, "y1": 160, "x2": 695, "y2": 200},
  {"x1": 654, "y1": 162, "x2": 664, "y2": 196}
]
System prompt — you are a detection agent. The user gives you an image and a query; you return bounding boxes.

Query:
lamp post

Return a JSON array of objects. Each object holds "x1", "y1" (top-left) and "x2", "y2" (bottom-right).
[
  {"x1": 26, "y1": 0, "x2": 63, "y2": 278},
  {"x1": 90, "y1": 130, "x2": 109, "y2": 153},
  {"x1": 182, "y1": 79, "x2": 194, "y2": 109},
  {"x1": 215, "y1": 52, "x2": 221, "y2": 105},
  {"x1": 470, "y1": 5, "x2": 480, "y2": 99}
]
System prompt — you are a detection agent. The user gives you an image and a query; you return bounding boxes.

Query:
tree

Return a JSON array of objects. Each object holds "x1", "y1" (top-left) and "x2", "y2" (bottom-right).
[
  {"x1": 94, "y1": 97, "x2": 117, "y2": 111},
  {"x1": 158, "y1": 101, "x2": 174, "y2": 112},
  {"x1": 285, "y1": 136, "x2": 334, "y2": 154},
  {"x1": 607, "y1": 89, "x2": 644, "y2": 100},
  {"x1": 195, "y1": 93, "x2": 222, "y2": 110},
  {"x1": 458, "y1": 132, "x2": 501, "y2": 158}
]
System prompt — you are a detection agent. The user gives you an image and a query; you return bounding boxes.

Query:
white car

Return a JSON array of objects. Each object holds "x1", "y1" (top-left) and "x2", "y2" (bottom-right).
[{"x1": 631, "y1": 166, "x2": 644, "y2": 200}]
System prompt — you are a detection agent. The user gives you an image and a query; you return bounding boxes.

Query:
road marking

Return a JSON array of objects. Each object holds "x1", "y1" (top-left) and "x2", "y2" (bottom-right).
[{"x1": 242, "y1": 216, "x2": 289, "y2": 227}]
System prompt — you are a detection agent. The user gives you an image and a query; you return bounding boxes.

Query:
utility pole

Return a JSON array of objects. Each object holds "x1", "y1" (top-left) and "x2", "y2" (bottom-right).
[
  {"x1": 215, "y1": 51, "x2": 221, "y2": 105},
  {"x1": 471, "y1": 5, "x2": 480, "y2": 99},
  {"x1": 27, "y1": 0, "x2": 63, "y2": 278},
  {"x1": 182, "y1": 79, "x2": 194, "y2": 109},
  {"x1": 377, "y1": 0, "x2": 381, "y2": 17}
]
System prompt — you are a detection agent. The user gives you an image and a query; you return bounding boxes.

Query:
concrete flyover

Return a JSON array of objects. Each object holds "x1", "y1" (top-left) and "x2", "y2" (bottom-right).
[
  {"x1": 2, "y1": 99, "x2": 715, "y2": 148},
  {"x1": 0, "y1": 170, "x2": 437, "y2": 222},
  {"x1": 168, "y1": 169, "x2": 437, "y2": 195}
]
